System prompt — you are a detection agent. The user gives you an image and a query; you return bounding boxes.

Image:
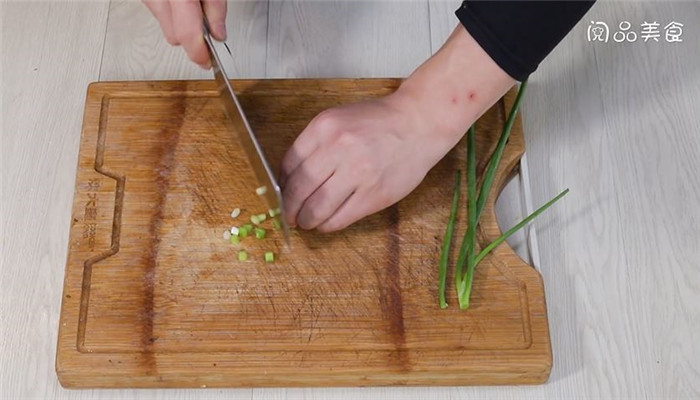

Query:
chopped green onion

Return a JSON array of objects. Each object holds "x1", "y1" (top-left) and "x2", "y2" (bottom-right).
[
  {"x1": 238, "y1": 227, "x2": 249, "y2": 238},
  {"x1": 271, "y1": 218, "x2": 281, "y2": 230},
  {"x1": 243, "y1": 224, "x2": 253, "y2": 232},
  {"x1": 256, "y1": 186, "x2": 267, "y2": 196},
  {"x1": 230, "y1": 234, "x2": 239, "y2": 245},
  {"x1": 230, "y1": 226, "x2": 239, "y2": 235},
  {"x1": 251, "y1": 215, "x2": 260, "y2": 225},
  {"x1": 254, "y1": 228, "x2": 266, "y2": 239},
  {"x1": 238, "y1": 250, "x2": 248, "y2": 261},
  {"x1": 268, "y1": 208, "x2": 281, "y2": 217},
  {"x1": 230, "y1": 208, "x2": 241, "y2": 219},
  {"x1": 264, "y1": 251, "x2": 274, "y2": 263},
  {"x1": 257, "y1": 213, "x2": 267, "y2": 222}
]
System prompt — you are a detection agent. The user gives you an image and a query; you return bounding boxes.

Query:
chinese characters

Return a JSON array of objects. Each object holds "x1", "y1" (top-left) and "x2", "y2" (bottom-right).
[
  {"x1": 588, "y1": 20, "x2": 683, "y2": 43},
  {"x1": 83, "y1": 179, "x2": 100, "y2": 251}
]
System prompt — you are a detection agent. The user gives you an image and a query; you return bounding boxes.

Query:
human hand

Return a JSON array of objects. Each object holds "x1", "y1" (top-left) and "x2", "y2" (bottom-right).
[
  {"x1": 279, "y1": 26, "x2": 515, "y2": 232},
  {"x1": 279, "y1": 93, "x2": 451, "y2": 232},
  {"x1": 143, "y1": 0, "x2": 227, "y2": 68}
]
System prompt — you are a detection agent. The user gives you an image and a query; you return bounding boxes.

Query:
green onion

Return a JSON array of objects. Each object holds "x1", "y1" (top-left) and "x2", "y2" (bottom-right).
[
  {"x1": 243, "y1": 224, "x2": 253, "y2": 232},
  {"x1": 475, "y1": 79, "x2": 528, "y2": 222},
  {"x1": 268, "y1": 208, "x2": 280, "y2": 217},
  {"x1": 438, "y1": 170, "x2": 461, "y2": 309},
  {"x1": 442, "y1": 80, "x2": 568, "y2": 311},
  {"x1": 264, "y1": 251, "x2": 274, "y2": 263},
  {"x1": 271, "y1": 218, "x2": 281, "y2": 230},
  {"x1": 256, "y1": 186, "x2": 267, "y2": 196},
  {"x1": 457, "y1": 125, "x2": 478, "y2": 309},
  {"x1": 475, "y1": 189, "x2": 569, "y2": 265},
  {"x1": 254, "y1": 228, "x2": 266, "y2": 239},
  {"x1": 257, "y1": 213, "x2": 267, "y2": 222},
  {"x1": 251, "y1": 215, "x2": 260, "y2": 225},
  {"x1": 230, "y1": 234, "x2": 239, "y2": 245},
  {"x1": 238, "y1": 227, "x2": 249, "y2": 238},
  {"x1": 238, "y1": 250, "x2": 248, "y2": 261}
]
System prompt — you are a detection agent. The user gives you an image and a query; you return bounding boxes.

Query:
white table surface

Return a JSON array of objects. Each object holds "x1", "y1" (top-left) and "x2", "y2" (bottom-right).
[{"x1": 2, "y1": 1, "x2": 699, "y2": 398}]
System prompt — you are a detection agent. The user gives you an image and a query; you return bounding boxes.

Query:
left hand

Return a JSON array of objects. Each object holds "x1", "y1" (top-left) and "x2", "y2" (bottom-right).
[
  {"x1": 279, "y1": 25, "x2": 515, "y2": 232},
  {"x1": 279, "y1": 93, "x2": 450, "y2": 232}
]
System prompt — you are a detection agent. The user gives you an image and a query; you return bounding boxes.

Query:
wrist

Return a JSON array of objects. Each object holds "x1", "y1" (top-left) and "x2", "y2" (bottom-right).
[{"x1": 390, "y1": 25, "x2": 515, "y2": 154}]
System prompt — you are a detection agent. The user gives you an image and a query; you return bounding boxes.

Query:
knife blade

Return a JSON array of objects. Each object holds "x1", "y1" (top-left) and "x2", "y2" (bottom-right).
[{"x1": 202, "y1": 17, "x2": 290, "y2": 245}]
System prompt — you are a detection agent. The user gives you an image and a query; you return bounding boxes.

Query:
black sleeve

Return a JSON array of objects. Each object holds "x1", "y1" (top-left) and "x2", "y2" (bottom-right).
[{"x1": 455, "y1": 1, "x2": 596, "y2": 81}]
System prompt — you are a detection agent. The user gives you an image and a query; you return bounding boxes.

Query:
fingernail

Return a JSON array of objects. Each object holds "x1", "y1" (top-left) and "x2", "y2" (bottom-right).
[{"x1": 216, "y1": 23, "x2": 227, "y2": 41}]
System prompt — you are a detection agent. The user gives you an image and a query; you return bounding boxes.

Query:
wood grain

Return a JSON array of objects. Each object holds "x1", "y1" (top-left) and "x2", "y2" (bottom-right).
[
  {"x1": 265, "y1": 0, "x2": 431, "y2": 78},
  {"x1": 55, "y1": 80, "x2": 549, "y2": 388},
  {"x1": 522, "y1": 1, "x2": 700, "y2": 398},
  {"x1": 100, "y1": 0, "x2": 268, "y2": 80},
  {"x1": 1, "y1": 1, "x2": 110, "y2": 398},
  {"x1": 3, "y1": 0, "x2": 700, "y2": 398}
]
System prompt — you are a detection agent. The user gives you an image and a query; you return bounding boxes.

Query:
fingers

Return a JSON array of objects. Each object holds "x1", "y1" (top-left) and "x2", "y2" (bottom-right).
[
  {"x1": 143, "y1": 0, "x2": 176, "y2": 45},
  {"x1": 169, "y1": 0, "x2": 210, "y2": 68},
  {"x1": 280, "y1": 111, "x2": 337, "y2": 186},
  {"x1": 202, "y1": 0, "x2": 227, "y2": 40},
  {"x1": 282, "y1": 149, "x2": 338, "y2": 228},
  {"x1": 296, "y1": 171, "x2": 355, "y2": 230},
  {"x1": 316, "y1": 192, "x2": 368, "y2": 233}
]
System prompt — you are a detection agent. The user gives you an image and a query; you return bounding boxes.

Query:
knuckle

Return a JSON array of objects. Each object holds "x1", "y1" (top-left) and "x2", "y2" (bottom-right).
[
  {"x1": 165, "y1": 33, "x2": 179, "y2": 45},
  {"x1": 312, "y1": 111, "x2": 341, "y2": 140}
]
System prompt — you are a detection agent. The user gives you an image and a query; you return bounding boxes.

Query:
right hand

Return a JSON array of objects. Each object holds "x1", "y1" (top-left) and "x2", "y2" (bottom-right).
[{"x1": 143, "y1": 0, "x2": 227, "y2": 69}]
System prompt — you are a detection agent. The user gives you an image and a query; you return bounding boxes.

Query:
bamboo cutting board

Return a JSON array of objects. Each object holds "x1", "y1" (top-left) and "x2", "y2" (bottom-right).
[{"x1": 57, "y1": 79, "x2": 551, "y2": 388}]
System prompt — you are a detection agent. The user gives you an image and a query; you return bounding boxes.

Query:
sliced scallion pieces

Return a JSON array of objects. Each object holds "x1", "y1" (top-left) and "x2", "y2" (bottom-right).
[
  {"x1": 254, "y1": 228, "x2": 266, "y2": 239},
  {"x1": 238, "y1": 250, "x2": 248, "y2": 261},
  {"x1": 264, "y1": 251, "x2": 274, "y2": 263},
  {"x1": 238, "y1": 227, "x2": 249, "y2": 238},
  {"x1": 271, "y1": 218, "x2": 281, "y2": 230}
]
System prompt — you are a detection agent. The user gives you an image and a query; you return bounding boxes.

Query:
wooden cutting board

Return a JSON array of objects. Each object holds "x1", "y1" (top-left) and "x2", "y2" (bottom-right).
[{"x1": 57, "y1": 79, "x2": 551, "y2": 388}]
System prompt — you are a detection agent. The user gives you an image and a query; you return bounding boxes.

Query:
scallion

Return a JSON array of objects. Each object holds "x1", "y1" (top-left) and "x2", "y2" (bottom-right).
[
  {"x1": 438, "y1": 170, "x2": 461, "y2": 309},
  {"x1": 271, "y1": 218, "x2": 281, "y2": 230}
]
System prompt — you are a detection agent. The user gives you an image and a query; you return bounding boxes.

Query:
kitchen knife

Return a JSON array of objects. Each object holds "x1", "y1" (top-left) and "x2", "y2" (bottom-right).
[{"x1": 202, "y1": 17, "x2": 290, "y2": 245}]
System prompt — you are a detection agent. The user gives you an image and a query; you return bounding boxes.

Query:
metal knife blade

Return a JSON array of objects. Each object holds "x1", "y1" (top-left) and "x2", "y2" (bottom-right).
[{"x1": 202, "y1": 18, "x2": 290, "y2": 245}]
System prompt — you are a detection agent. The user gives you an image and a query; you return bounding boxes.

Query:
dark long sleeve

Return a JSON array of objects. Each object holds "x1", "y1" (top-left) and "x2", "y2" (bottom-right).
[{"x1": 455, "y1": 1, "x2": 596, "y2": 81}]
